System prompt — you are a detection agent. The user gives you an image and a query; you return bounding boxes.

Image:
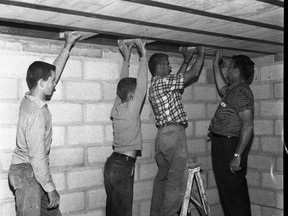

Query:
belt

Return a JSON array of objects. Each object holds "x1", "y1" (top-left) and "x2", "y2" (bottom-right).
[
  {"x1": 157, "y1": 121, "x2": 187, "y2": 129},
  {"x1": 112, "y1": 152, "x2": 136, "y2": 162},
  {"x1": 210, "y1": 132, "x2": 236, "y2": 139}
]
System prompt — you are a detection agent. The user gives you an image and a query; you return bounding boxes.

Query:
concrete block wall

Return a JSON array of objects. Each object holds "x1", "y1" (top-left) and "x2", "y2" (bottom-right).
[{"x1": 0, "y1": 34, "x2": 283, "y2": 216}]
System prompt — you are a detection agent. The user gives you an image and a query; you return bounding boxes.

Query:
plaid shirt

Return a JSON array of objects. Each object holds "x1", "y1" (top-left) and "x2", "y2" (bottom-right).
[{"x1": 149, "y1": 73, "x2": 188, "y2": 127}]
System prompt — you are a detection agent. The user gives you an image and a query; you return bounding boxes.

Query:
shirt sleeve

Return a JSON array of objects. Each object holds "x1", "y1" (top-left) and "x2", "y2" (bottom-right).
[
  {"x1": 233, "y1": 86, "x2": 254, "y2": 113},
  {"x1": 26, "y1": 110, "x2": 55, "y2": 192}
]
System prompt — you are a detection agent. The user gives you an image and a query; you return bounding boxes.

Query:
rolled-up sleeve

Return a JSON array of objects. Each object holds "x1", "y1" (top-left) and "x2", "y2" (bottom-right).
[{"x1": 26, "y1": 110, "x2": 55, "y2": 192}]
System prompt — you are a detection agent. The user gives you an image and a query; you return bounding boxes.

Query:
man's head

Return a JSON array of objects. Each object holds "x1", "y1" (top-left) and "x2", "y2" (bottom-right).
[
  {"x1": 148, "y1": 53, "x2": 172, "y2": 77},
  {"x1": 227, "y1": 55, "x2": 255, "y2": 85},
  {"x1": 117, "y1": 77, "x2": 137, "y2": 102},
  {"x1": 26, "y1": 61, "x2": 56, "y2": 95}
]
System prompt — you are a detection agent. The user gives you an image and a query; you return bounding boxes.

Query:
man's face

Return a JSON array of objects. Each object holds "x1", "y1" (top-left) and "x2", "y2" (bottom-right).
[
  {"x1": 43, "y1": 70, "x2": 56, "y2": 96},
  {"x1": 158, "y1": 58, "x2": 172, "y2": 76}
]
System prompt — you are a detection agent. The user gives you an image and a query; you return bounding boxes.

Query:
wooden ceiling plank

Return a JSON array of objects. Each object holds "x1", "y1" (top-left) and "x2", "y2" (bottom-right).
[{"x1": 255, "y1": 0, "x2": 284, "y2": 7}]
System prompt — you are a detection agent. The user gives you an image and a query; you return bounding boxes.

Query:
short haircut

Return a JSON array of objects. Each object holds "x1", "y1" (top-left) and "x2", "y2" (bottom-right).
[
  {"x1": 232, "y1": 55, "x2": 255, "y2": 85},
  {"x1": 26, "y1": 61, "x2": 56, "y2": 90},
  {"x1": 117, "y1": 77, "x2": 137, "y2": 102},
  {"x1": 148, "y1": 53, "x2": 169, "y2": 76}
]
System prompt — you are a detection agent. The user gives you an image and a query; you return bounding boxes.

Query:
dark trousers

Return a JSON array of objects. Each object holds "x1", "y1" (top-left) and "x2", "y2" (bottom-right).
[
  {"x1": 211, "y1": 136, "x2": 251, "y2": 216},
  {"x1": 8, "y1": 163, "x2": 61, "y2": 216},
  {"x1": 150, "y1": 125, "x2": 189, "y2": 216},
  {"x1": 104, "y1": 152, "x2": 136, "y2": 216}
]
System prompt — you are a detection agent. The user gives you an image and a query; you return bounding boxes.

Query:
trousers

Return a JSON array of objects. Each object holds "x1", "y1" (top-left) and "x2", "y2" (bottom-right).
[
  {"x1": 8, "y1": 163, "x2": 61, "y2": 216},
  {"x1": 150, "y1": 125, "x2": 189, "y2": 216},
  {"x1": 211, "y1": 136, "x2": 252, "y2": 216},
  {"x1": 104, "y1": 152, "x2": 136, "y2": 216}
]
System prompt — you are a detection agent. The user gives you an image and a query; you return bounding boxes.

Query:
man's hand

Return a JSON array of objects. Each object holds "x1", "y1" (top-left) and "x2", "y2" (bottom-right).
[
  {"x1": 229, "y1": 156, "x2": 242, "y2": 174},
  {"x1": 179, "y1": 47, "x2": 195, "y2": 64},
  {"x1": 134, "y1": 39, "x2": 146, "y2": 58},
  {"x1": 213, "y1": 50, "x2": 223, "y2": 66},
  {"x1": 47, "y1": 189, "x2": 60, "y2": 209},
  {"x1": 118, "y1": 40, "x2": 133, "y2": 61},
  {"x1": 196, "y1": 46, "x2": 205, "y2": 57},
  {"x1": 64, "y1": 31, "x2": 82, "y2": 51}
]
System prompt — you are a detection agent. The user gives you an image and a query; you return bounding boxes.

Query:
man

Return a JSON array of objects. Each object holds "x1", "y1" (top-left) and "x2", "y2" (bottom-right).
[
  {"x1": 209, "y1": 50, "x2": 255, "y2": 216},
  {"x1": 148, "y1": 46, "x2": 205, "y2": 216},
  {"x1": 8, "y1": 31, "x2": 81, "y2": 216},
  {"x1": 104, "y1": 39, "x2": 147, "y2": 216}
]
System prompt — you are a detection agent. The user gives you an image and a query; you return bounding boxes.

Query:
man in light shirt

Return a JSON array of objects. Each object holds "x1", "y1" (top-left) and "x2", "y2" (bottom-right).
[{"x1": 8, "y1": 31, "x2": 81, "y2": 216}]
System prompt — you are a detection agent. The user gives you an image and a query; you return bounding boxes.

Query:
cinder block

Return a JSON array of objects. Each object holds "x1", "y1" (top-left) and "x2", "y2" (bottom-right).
[
  {"x1": 262, "y1": 173, "x2": 283, "y2": 190},
  {"x1": 187, "y1": 138, "x2": 206, "y2": 154},
  {"x1": 184, "y1": 103, "x2": 206, "y2": 120},
  {"x1": 249, "y1": 188, "x2": 275, "y2": 207},
  {"x1": 251, "y1": 84, "x2": 271, "y2": 99},
  {"x1": 208, "y1": 203, "x2": 224, "y2": 216},
  {"x1": 205, "y1": 187, "x2": 220, "y2": 205},
  {"x1": 67, "y1": 125, "x2": 104, "y2": 145},
  {"x1": 139, "y1": 200, "x2": 151, "y2": 216},
  {"x1": 194, "y1": 120, "x2": 210, "y2": 137},
  {"x1": 87, "y1": 146, "x2": 113, "y2": 164},
  {"x1": 275, "y1": 120, "x2": 283, "y2": 135},
  {"x1": 49, "y1": 147, "x2": 84, "y2": 167},
  {"x1": 0, "y1": 127, "x2": 16, "y2": 151},
  {"x1": 70, "y1": 46, "x2": 102, "y2": 58},
  {"x1": 87, "y1": 188, "x2": 106, "y2": 209},
  {"x1": 0, "y1": 52, "x2": 42, "y2": 78},
  {"x1": 22, "y1": 41, "x2": 62, "y2": 54},
  {"x1": 141, "y1": 123, "x2": 157, "y2": 140},
  {"x1": 102, "y1": 81, "x2": 117, "y2": 101},
  {"x1": 0, "y1": 79, "x2": 18, "y2": 99},
  {"x1": 247, "y1": 171, "x2": 260, "y2": 186},
  {"x1": 59, "y1": 191, "x2": 85, "y2": 214},
  {"x1": 0, "y1": 102, "x2": 20, "y2": 124},
  {"x1": 262, "y1": 206, "x2": 283, "y2": 216},
  {"x1": 65, "y1": 81, "x2": 101, "y2": 101},
  {"x1": 51, "y1": 126, "x2": 65, "y2": 147},
  {"x1": 251, "y1": 204, "x2": 262, "y2": 216},
  {"x1": 254, "y1": 120, "x2": 274, "y2": 136},
  {"x1": 206, "y1": 103, "x2": 218, "y2": 119},
  {"x1": 44, "y1": 57, "x2": 83, "y2": 78},
  {"x1": 141, "y1": 141, "x2": 153, "y2": 159},
  {"x1": 196, "y1": 155, "x2": 212, "y2": 170},
  {"x1": 273, "y1": 82, "x2": 283, "y2": 99},
  {"x1": 84, "y1": 60, "x2": 120, "y2": 80},
  {"x1": 207, "y1": 172, "x2": 216, "y2": 187},
  {"x1": 260, "y1": 100, "x2": 283, "y2": 117},
  {"x1": 0, "y1": 39, "x2": 22, "y2": 51},
  {"x1": 67, "y1": 209, "x2": 105, "y2": 216},
  {"x1": 186, "y1": 121, "x2": 194, "y2": 137},
  {"x1": 51, "y1": 172, "x2": 66, "y2": 192},
  {"x1": 182, "y1": 85, "x2": 193, "y2": 101},
  {"x1": 0, "y1": 152, "x2": 13, "y2": 171},
  {"x1": 254, "y1": 101, "x2": 260, "y2": 117},
  {"x1": 133, "y1": 181, "x2": 153, "y2": 200},
  {"x1": 252, "y1": 55, "x2": 274, "y2": 66},
  {"x1": 261, "y1": 136, "x2": 283, "y2": 154},
  {"x1": 141, "y1": 103, "x2": 154, "y2": 121},
  {"x1": 193, "y1": 85, "x2": 216, "y2": 101},
  {"x1": 138, "y1": 162, "x2": 158, "y2": 180},
  {"x1": 0, "y1": 200, "x2": 16, "y2": 216},
  {"x1": 105, "y1": 125, "x2": 113, "y2": 142},
  {"x1": 276, "y1": 157, "x2": 283, "y2": 172},
  {"x1": 260, "y1": 63, "x2": 283, "y2": 82},
  {"x1": 248, "y1": 154, "x2": 274, "y2": 170},
  {"x1": 276, "y1": 192, "x2": 283, "y2": 209},
  {"x1": 250, "y1": 136, "x2": 260, "y2": 152},
  {"x1": 67, "y1": 168, "x2": 103, "y2": 189},
  {"x1": 48, "y1": 103, "x2": 82, "y2": 124},
  {"x1": 85, "y1": 103, "x2": 113, "y2": 122},
  {"x1": 0, "y1": 177, "x2": 14, "y2": 200}
]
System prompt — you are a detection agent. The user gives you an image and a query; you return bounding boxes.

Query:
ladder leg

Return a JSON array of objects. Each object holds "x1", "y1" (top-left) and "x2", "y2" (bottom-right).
[
  {"x1": 180, "y1": 171, "x2": 194, "y2": 216},
  {"x1": 195, "y1": 171, "x2": 210, "y2": 215}
]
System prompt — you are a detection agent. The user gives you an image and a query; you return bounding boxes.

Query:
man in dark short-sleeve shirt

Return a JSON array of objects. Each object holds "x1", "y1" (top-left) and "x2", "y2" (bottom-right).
[{"x1": 209, "y1": 51, "x2": 255, "y2": 216}]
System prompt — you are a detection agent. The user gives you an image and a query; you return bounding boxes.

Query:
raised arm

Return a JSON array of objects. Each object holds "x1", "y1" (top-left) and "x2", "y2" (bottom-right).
[
  {"x1": 53, "y1": 31, "x2": 81, "y2": 85},
  {"x1": 118, "y1": 40, "x2": 133, "y2": 80},
  {"x1": 183, "y1": 46, "x2": 205, "y2": 86},
  {"x1": 177, "y1": 47, "x2": 196, "y2": 74},
  {"x1": 213, "y1": 50, "x2": 228, "y2": 97}
]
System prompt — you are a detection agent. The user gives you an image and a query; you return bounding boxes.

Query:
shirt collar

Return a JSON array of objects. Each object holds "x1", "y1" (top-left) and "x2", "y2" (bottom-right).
[{"x1": 25, "y1": 92, "x2": 47, "y2": 108}]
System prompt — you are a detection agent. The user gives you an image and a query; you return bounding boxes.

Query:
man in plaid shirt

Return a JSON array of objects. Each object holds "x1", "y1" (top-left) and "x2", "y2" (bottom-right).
[{"x1": 148, "y1": 46, "x2": 205, "y2": 216}]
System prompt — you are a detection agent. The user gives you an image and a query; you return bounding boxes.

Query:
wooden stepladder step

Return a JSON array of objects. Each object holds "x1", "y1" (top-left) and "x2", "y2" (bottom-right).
[{"x1": 180, "y1": 162, "x2": 210, "y2": 216}]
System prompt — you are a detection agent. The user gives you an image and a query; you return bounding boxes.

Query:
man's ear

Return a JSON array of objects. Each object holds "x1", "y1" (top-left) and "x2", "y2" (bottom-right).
[{"x1": 39, "y1": 79, "x2": 45, "y2": 88}]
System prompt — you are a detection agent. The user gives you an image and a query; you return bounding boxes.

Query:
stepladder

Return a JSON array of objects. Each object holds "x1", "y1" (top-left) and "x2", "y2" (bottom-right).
[{"x1": 180, "y1": 162, "x2": 210, "y2": 216}]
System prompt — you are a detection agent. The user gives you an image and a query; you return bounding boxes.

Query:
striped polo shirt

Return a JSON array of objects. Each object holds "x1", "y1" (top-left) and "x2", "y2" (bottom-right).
[{"x1": 209, "y1": 82, "x2": 254, "y2": 137}]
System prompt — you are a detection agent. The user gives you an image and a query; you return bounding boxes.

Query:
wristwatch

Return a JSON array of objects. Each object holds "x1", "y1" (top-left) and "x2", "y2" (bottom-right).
[{"x1": 234, "y1": 153, "x2": 240, "y2": 158}]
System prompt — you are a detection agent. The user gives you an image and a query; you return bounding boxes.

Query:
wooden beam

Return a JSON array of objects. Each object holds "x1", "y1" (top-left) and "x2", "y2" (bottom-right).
[
  {"x1": 255, "y1": 0, "x2": 284, "y2": 7},
  {"x1": 0, "y1": 0, "x2": 283, "y2": 47},
  {"x1": 122, "y1": 0, "x2": 283, "y2": 31}
]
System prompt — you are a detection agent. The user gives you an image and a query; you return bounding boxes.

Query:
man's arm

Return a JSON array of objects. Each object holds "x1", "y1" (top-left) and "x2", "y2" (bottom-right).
[
  {"x1": 183, "y1": 46, "x2": 205, "y2": 86},
  {"x1": 213, "y1": 50, "x2": 228, "y2": 98},
  {"x1": 118, "y1": 40, "x2": 133, "y2": 80},
  {"x1": 53, "y1": 31, "x2": 81, "y2": 85},
  {"x1": 177, "y1": 47, "x2": 196, "y2": 75},
  {"x1": 229, "y1": 109, "x2": 254, "y2": 173}
]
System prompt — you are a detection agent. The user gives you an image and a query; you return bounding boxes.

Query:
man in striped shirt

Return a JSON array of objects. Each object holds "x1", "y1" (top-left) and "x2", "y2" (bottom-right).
[
  {"x1": 209, "y1": 51, "x2": 255, "y2": 216},
  {"x1": 148, "y1": 46, "x2": 205, "y2": 216},
  {"x1": 8, "y1": 32, "x2": 81, "y2": 216}
]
